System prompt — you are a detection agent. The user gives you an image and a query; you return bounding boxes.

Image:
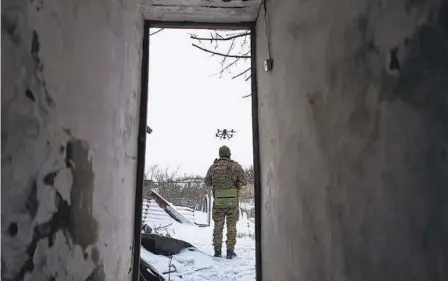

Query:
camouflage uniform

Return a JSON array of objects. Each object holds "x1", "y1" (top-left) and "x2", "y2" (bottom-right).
[{"x1": 205, "y1": 146, "x2": 247, "y2": 257}]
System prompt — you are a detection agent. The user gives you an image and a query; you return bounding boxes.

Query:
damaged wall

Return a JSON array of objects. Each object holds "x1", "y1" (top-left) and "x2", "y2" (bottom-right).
[
  {"x1": 256, "y1": 0, "x2": 448, "y2": 280},
  {"x1": 1, "y1": 0, "x2": 143, "y2": 280},
  {"x1": 139, "y1": 0, "x2": 263, "y2": 23}
]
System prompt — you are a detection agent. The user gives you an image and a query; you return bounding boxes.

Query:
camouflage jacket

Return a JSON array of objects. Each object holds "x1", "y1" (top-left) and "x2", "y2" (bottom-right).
[{"x1": 204, "y1": 158, "x2": 247, "y2": 192}]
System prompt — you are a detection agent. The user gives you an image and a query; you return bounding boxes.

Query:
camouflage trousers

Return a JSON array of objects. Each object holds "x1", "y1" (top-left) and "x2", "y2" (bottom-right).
[{"x1": 212, "y1": 206, "x2": 239, "y2": 250}]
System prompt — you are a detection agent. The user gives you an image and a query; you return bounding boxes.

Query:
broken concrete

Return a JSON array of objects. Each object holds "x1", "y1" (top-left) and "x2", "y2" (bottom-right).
[
  {"x1": 1, "y1": 0, "x2": 143, "y2": 280},
  {"x1": 256, "y1": 0, "x2": 448, "y2": 280}
]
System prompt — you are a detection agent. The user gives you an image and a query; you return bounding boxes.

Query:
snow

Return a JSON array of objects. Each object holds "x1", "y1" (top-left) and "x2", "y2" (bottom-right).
[{"x1": 142, "y1": 200, "x2": 256, "y2": 281}]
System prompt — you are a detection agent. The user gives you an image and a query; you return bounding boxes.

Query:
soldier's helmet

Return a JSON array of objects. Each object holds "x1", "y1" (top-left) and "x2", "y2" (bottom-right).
[{"x1": 219, "y1": 145, "x2": 231, "y2": 158}]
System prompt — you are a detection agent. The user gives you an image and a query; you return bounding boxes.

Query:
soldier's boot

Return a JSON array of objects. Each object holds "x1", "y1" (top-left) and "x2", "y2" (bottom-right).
[
  {"x1": 214, "y1": 249, "x2": 222, "y2": 257},
  {"x1": 226, "y1": 249, "x2": 237, "y2": 259}
]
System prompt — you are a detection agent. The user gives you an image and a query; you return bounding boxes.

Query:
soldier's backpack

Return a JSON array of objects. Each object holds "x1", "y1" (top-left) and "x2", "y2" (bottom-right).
[{"x1": 212, "y1": 160, "x2": 238, "y2": 207}]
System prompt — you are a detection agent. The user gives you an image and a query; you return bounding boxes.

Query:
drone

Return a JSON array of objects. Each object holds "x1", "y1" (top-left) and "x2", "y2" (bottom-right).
[{"x1": 216, "y1": 129, "x2": 236, "y2": 140}]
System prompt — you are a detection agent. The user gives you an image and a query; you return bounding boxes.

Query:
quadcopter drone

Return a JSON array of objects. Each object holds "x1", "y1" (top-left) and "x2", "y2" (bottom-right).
[{"x1": 216, "y1": 129, "x2": 236, "y2": 140}]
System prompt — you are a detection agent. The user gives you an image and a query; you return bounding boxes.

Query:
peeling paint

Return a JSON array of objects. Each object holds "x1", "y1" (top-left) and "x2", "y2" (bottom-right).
[
  {"x1": 2, "y1": 138, "x2": 100, "y2": 279},
  {"x1": 1, "y1": 11, "x2": 22, "y2": 45},
  {"x1": 394, "y1": 24, "x2": 448, "y2": 122},
  {"x1": 68, "y1": 139, "x2": 99, "y2": 250},
  {"x1": 53, "y1": 168, "x2": 73, "y2": 204},
  {"x1": 29, "y1": 29, "x2": 56, "y2": 111},
  {"x1": 2, "y1": 136, "x2": 102, "y2": 280},
  {"x1": 25, "y1": 89, "x2": 36, "y2": 102},
  {"x1": 2, "y1": 0, "x2": 142, "y2": 279}
]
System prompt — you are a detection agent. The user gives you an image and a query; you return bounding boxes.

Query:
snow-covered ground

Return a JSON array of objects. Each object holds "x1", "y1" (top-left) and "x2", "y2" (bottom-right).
[{"x1": 142, "y1": 200, "x2": 256, "y2": 281}]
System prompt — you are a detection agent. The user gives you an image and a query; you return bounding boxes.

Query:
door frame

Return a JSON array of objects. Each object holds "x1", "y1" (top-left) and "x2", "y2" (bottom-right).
[{"x1": 133, "y1": 21, "x2": 262, "y2": 281}]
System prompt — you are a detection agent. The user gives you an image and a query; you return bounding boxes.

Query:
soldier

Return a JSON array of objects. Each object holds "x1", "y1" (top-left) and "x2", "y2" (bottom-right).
[{"x1": 205, "y1": 145, "x2": 247, "y2": 259}]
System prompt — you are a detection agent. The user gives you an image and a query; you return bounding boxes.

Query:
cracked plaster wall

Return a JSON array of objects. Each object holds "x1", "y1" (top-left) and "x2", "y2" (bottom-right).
[
  {"x1": 256, "y1": 0, "x2": 448, "y2": 280},
  {"x1": 2, "y1": 0, "x2": 143, "y2": 280}
]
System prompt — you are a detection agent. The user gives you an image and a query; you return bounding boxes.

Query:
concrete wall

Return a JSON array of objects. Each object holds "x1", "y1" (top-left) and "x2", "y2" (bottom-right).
[
  {"x1": 2, "y1": 0, "x2": 142, "y2": 280},
  {"x1": 256, "y1": 0, "x2": 448, "y2": 280}
]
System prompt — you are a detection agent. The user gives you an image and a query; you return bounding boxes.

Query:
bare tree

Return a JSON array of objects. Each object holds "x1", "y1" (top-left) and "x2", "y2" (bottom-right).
[
  {"x1": 144, "y1": 164, "x2": 255, "y2": 208},
  {"x1": 239, "y1": 165, "x2": 255, "y2": 203},
  {"x1": 145, "y1": 164, "x2": 179, "y2": 183},
  {"x1": 244, "y1": 165, "x2": 254, "y2": 182},
  {"x1": 149, "y1": 28, "x2": 252, "y2": 97},
  {"x1": 144, "y1": 164, "x2": 159, "y2": 181},
  {"x1": 190, "y1": 30, "x2": 251, "y2": 91},
  {"x1": 144, "y1": 166, "x2": 208, "y2": 208}
]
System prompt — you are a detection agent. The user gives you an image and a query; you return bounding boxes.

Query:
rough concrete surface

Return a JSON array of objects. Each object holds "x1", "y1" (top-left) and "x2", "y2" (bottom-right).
[
  {"x1": 139, "y1": 0, "x2": 262, "y2": 23},
  {"x1": 256, "y1": 0, "x2": 448, "y2": 280},
  {"x1": 1, "y1": 0, "x2": 143, "y2": 280}
]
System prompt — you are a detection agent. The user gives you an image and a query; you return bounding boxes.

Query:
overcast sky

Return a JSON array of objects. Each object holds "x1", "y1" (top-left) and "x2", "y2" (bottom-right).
[{"x1": 145, "y1": 28, "x2": 253, "y2": 177}]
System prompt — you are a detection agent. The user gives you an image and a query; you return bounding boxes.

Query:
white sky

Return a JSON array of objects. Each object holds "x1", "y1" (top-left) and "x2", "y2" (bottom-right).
[{"x1": 145, "y1": 28, "x2": 253, "y2": 177}]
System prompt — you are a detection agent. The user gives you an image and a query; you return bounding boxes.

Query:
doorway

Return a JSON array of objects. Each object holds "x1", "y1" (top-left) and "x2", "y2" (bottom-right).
[{"x1": 135, "y1": 22, "x2": 261, "y2": 281}]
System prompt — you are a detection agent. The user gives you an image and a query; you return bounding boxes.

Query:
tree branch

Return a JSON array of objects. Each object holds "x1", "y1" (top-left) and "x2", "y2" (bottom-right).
[
  {"x1": 219, "y1": 49, "x2": 248, "y2": 72},
  {"x1": 232, "y1": 68, "x2": 251, "y2": 79},
  {"x1": 221, "y1": 58, "x2": 242, "y2": 74},
  {"x1": 220, "y1": 37, "x2": 237, "y2": 67},
  {"x1": 190, "y1": 32, "x2": 250, "y2": 41},
  {"x1": 150, "y1": 28, "x2": 164, "y2": 36},
  {"x1": 192, "y1": 44, "x2": 251, "y2": 59}
]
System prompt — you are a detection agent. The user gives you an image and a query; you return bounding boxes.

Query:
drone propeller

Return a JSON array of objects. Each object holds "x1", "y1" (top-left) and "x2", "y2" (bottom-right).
[{"x1": 215, "y1": 128, "x2": 237, "y2": 140}]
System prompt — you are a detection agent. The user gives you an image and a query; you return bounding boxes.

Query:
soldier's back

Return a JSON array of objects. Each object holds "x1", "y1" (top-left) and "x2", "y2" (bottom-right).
[{"x1": 212, "y1": 159, "x2": 236, "y2": 189}]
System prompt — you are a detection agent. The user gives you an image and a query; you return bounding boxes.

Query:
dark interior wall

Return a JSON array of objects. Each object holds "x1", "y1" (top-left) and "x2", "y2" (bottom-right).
[
  {"x1": 1, "y1": 0, "x2": 143, "y2": 280},
  {"x1": 256, "y1": 0, "x2": 448, "y2": 280}
]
